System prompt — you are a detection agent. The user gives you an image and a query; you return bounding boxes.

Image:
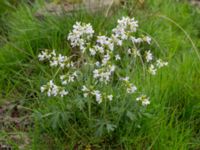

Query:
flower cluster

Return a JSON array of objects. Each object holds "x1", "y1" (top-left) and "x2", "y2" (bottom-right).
[
  {"x1": 112, "y1": 17, "x2": 138, "y2": 45},
  {"x1": 39, "y1": 16, "x2": 168, "y2": 107},
  {"x1": 60, "y1": 71, "x2": 78, "y2": 85},
  {"x1": 136, "y1": 95, "x2": 150, "y2": 106},
  {"x1": 156, "y1": 59, "x2": 168, "y2": 68},
  {"x1": 120, "y1": 77, "x2": 137, "y2": 94},
  {"x1": 97, "y1": 36, "x2": 114, "y2": 51},
  {"x1": 38, "y1": 49, "x2": 53, "y2": 61},
  {"x1": 38, "y1": 49, "x2": 74, "y2": 69},
  {"x1": 41, "y1": 80, "x2": 68, "y2": 97},
  {"x1": 93, "y1": 65, "x2": 115, "y2": 84},
  {"x1": 68, "y1": 22, "x2": 94, "y2": 50},
  {"x1": 81, "y1": 85, "x2": 113, "y2": 104},
  {"x1": 147, "y1": 58, "x2": 168, "y2": 75},
  {"x1": 145, "y1": 50, "x2": 153, "y2": 62}
]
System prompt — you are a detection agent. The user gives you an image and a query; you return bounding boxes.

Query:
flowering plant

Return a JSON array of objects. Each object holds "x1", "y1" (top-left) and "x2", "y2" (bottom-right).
[{"x1": 38, "y1": 16, "x2": 168, "y2": 137}]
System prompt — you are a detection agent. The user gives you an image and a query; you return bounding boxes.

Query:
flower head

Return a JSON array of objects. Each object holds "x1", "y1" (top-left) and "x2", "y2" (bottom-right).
[
  {"x1": 143, "y1": 36, "x2": 151, "y2": 44},
  {"x1": 136, "y1": 95, "x2": 150, "y2": 106},
  {"x1": 148, "y1": 64, "x2": 157, "y2": 75},
  {"x1": 115, "y1": 54, "x2": 121, "y2": 61},
  {"x1": 127, "y1": 84, "x2": 137, "y2": 94},
  {"x1": 92, "y1": 90, "x2": 102, "y2": 104},
  {"x1": 156, "y1": 59, "x2": 168, "y2": 68},
  {"x1": 145, "y1": 50, "x2": 153, "y2": 62},
  {"x1": 97, "y1": 36, "x2": 114, "y2": 51},
  {"x1": 68, "y1": 22, "x2": 94, "y2": 50},
  {"x1": 107, "y1": 95, "x2": 113, "y2": 101}
]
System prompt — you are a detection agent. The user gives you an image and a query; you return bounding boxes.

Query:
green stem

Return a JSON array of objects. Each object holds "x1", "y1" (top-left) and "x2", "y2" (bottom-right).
[
  {"x1": 103, "y1": 98, "x2": 107, "y2": 120},
  {"x1": 88, "y1": 98, "x2": 91, "y2": 123},
  {"x1": 132, "y1": 42, "x2": 146, "y2": 78},
  {"x1": 53, "y1": 67, "x2": 61, "y2": 79}
]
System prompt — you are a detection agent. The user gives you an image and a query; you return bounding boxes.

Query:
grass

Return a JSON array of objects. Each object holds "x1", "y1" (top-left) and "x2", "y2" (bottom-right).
[{"x1": 0, "y1": 0, "x2": 200, "y2": 149}]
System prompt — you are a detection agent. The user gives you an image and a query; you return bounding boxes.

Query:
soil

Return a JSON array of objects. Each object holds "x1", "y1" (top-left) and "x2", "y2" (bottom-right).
[
  {"x1": 190, "y1": 0, "x2": 200, "y2": 7},
  {"x1": 35, "y1": 0, "x2": 123, "y2": 18},
  {"x1": 0, "y1": 101, "x2": 32, "y2": 149}
]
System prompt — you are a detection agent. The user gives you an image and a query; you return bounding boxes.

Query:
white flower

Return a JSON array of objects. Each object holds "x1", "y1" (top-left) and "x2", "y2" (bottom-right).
[
  {"x1": 128, "y1": 48, "x2": 132, "y2": 54},
  {"x1": 43, "y1": 80, "x2": 59, "y2": 97},
  {"x1": 60, "y1": 75, "x2": 66, "y2": 80},
  {"x1": 41, "y1": 77, "x2": 72, "y2": 97},
  {"x1": 97, "y1": 36, "x2": 114, "y2": 51},
  {"x1": 102, "y1": 54, "x2": 110, "y2": 65},
  {"x1": 93, "y1": 69, "x2": 100, "y2": 78},
  {"x1": 92, "y1": 90, "x2": 102, "y2": 104},
  {"x1": 82, "y1": 85, "x2": 90, "y2": 98},
  {"x1": 107, "y1": 95, "x2": 113, "y2": 101},
  {"x1": 131, "y1": 37, "x2": 143, "y2": 44},
  {"x1": 142, "y1": 99, "x2": 150, "y2": 106},
  {"x1": 146, "y1": 50, "x2": 153, "y2": 62},
  {"x1": 61, "y1": 80, "x2": 67, "y2": 85},
  {"x1": 93, "y1": 65, "x2": 115, "y2": 84},
  {"x1": 47, "y1": 89, "x2": 51, "y2": 97},
  {"x1": 89, "y1": 48, "x2": 96, "y2": 56},
  {"x1": 66, "y1": 61, "x2": 74, "y2": 68},
  {"x1": 84, "y1": 93, "x2": 88, "y2": 98},
  {"x1": 112, "y1": 17, "x2": 139, "y2": 42},
  {"x1": 143, "y1": 36, "x2": 151, "y2": 44},
  {"x1": 50, "y1": 59, "x2": 59, "y2": 67},
  {"x1": 132, "y1": 49, "x2": 141, "y2": 57},
  {"x1": 96, "y1": 36, "x2": 108, "y2": 45},
  {"x1": 115, "y1": 54, "x2": 121, "y2": 61},
  {"x1": 51, "y1": 85, "x2": 59, "y2": 96},
  {"x1": 49, "y1": 80, "x2": 54, "y2": 86},
  {"x1": 60, "y1": 90, "x2": 68, "y2": 97},
  {"x1": 40, "y1": 86, "x2": 46, "y2": 93},
  {"x1": 94, "y1": 45, "x2": 104, "y2": 54},
  {"x1": 127, "y1": 84, "x2": 137, "y2": 94},
  {"x1": 82, "y1": 85, "x2": 89, "y2": 92},
  {"x1": 136, "y1": 95, "x2": 150, "y2": 106},
  {"x1": 148, "y1": 64, "x2": 157, "y2": 75},
  {"x1": 73, "y1": 71, "x2": 78, "y2": 77},
  {"x1": 111, "y1": 35, "x2": 123, "y2": 46},
  {"x1": 38, "y1": 52, "x2": 47, "y2": 61},
  {"x1": 51, "y1": 50, "x2": 56, "y2": 56},
  {"x1": 118, "y1": 17, "x2": 138, "y2": 31},
  {"x1": 38, "y1": 49, "x2": 51, "y2": 61},
  {"x1": 120, "y1": 76, "x2": 129, "y2": 82},
  {"x1": 58, "y1": 54, "x2": 65, "y2": 62},
  {"x1": 68, "y1": 76, "x2": 75, "y2": 82},
  {"x1": 68, "y1": 22, "x2": 94, "y2": 50},
  {"x1": 44, "y1": 51, "x2": 70, "y2": 69},
  {"x1": 95, "y1": 61, "x2": 100, "y2": 67},
  {"x1": 156, "y1": 59, "x2": 168, "y2": 68},
  {"x1": 112, "y1": 27, "x2": 127, "y2": 40},
  {"x1": 60, "y1": 71, "x2": 78, "y2": 85},
  {"x1": 110, "y1": 65, "x2": 115, "y2": 72},
  {"x1": 126, "y1": 47, "x2": 141, "y2": 58}
]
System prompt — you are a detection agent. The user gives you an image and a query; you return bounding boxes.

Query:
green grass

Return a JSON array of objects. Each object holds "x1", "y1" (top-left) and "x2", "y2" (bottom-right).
[{"x1": 0, "y1": 0, "x2": 200, "y2": 149}]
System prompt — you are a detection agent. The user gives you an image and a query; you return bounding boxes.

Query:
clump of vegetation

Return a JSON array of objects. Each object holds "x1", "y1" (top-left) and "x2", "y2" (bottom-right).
[
  {"x1": 37, "y1": 16, "x2": 167, "y2": 148},
  {"x1": 0, "y1": 0, "x2": 200, "y2": 149}
]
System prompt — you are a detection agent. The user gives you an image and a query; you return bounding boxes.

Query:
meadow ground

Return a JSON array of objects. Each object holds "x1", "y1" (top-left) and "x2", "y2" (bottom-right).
[{"x1": 0, "y1": 0, "x2": 200, "y2": 149}]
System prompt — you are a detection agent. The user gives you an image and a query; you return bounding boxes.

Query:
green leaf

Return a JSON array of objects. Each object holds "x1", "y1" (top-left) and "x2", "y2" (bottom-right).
[
  {"x1": 95, "y1": 123, "x2": 104, "y2": 137},
  {"x1": 143, "y1": 113, "x2": 153, "y2": 118},
  {"x1": 126, "y1": 111, "x2": 136, "y2": 121},
  {"x1": 51, "y1": 111, "x2": 61, "y2": 129},
  {"x1": 106, "y1": 123, "x2": 117, "y2": 133}
]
